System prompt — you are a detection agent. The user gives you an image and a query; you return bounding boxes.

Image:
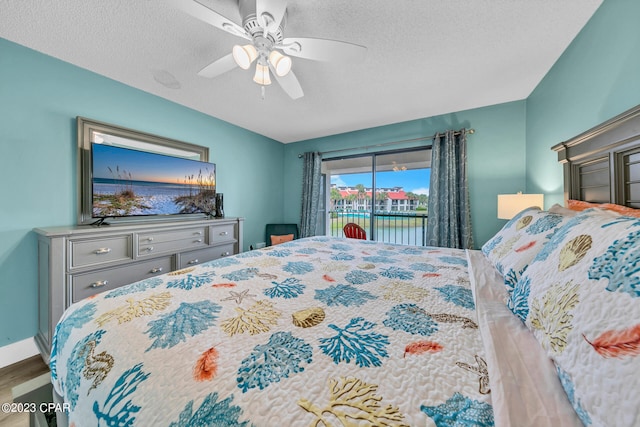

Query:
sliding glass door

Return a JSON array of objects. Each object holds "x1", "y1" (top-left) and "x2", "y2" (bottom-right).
[
  {"x1": 323, "y1": 148, "x2": 431, "y2": 245},
  {"x1": 323, "y1": 155, "x2": 372, "y2": 237},
  {"x1": 373, "y1": 150, "x2": 430, "y2": 245}
]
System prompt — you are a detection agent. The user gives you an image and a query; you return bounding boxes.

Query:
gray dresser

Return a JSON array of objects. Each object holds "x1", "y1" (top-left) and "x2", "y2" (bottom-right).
[{"x1": 34, "y1": 217, "x2": 243, "y2": 362}]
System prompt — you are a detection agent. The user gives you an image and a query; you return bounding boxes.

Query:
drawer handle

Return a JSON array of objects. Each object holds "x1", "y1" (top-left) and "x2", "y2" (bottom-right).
[
  {"x1": 146, "y1": 237, "x2": 154, "y2": 242},
  {"x1": 221, "y1": 251, "x2": 230, "y2": 257},
  {"x1": 145, "y1": 246, "x2": 154, "y2": 252},
  {"x1": 94, "y1": 247, "x2": 112, "y2": 255},
  {"x1": 194, "y1": 238, "x2": 203, "y2": 243},
  {"x1": 150, "y1": 267, "x2": 163, "y2": 273},
  {"x1": 187, "y1": 259, "x2": 199, "y2": 265},
  {"x1": 219, "y1": 231, "x2": 229, "y2": 236},
  {"x1": 194, "y1": 231, "x2": 203, "y2": 236},
  {"x1": 90, "y1": 280, "x2": 108, "y2": 288}
]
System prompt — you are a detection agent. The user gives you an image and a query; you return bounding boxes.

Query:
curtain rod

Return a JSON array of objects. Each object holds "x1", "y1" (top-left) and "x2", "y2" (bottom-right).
[{"x1": 297, "y1": 128, "x2": 474, "y2": 158}]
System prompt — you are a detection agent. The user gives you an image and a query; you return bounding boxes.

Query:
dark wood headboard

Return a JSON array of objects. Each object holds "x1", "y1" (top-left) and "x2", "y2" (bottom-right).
[{"x1": 552, "y1": 104, "x2": 640, "y2": 208}]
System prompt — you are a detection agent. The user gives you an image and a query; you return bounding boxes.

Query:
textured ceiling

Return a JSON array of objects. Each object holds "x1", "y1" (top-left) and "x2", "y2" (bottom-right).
[{"x1": 0, "y1": 0, "x2": 602, "y2": 143}]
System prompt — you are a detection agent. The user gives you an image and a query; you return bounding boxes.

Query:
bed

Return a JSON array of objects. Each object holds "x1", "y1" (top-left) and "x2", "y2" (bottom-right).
[{"x1": 50, "y1": 105, "x2": 640, "y2": 426}]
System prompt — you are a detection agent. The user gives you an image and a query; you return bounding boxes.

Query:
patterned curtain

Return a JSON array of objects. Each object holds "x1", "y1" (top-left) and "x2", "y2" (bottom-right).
[
  {"x1": 300, "y1": 151, "x2": 323, "y2": 238},
  {"x1": 426, "y1": 129, "x2": 473, "y2": 249}
]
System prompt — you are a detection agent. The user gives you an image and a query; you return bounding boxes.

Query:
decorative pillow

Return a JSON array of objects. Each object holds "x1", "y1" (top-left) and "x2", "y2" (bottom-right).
[
  {"x1": 567, "y1": 199, "x2": 640, "y2": 217},
  {"x1": 270, "y1": 234, "x2": 294, "y2": 245},
  {"x1": 511, "y1": 209, "x2": 640, "y2": 426},
  {"x1": 481, "y1": 206, "x2": 573, "y2": 295}
]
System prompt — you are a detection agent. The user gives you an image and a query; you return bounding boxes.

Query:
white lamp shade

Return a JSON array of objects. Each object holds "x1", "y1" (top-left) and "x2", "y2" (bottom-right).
[
  {"x1": 253, "y1": 63, "x2": 272, "y2": 85},
  {"x1": 232, "y1": 44, "x2": 257, "y2": 70},
  {"x1": 497, "y1": 193, "x2": 544, "y2": 219},
  {"x1": 268, "y1": 50, "x2": 292, "y2": 77}
]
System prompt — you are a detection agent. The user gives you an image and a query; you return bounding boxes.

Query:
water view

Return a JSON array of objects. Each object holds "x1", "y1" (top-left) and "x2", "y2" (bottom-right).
[{"x1": 330, "y1": 211, "x2": 428, "y2": 246}]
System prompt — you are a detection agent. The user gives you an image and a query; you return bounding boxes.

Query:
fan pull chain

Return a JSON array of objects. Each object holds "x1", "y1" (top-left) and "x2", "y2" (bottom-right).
[{"x1": 261, "y1": 85, "x2": 266, "y2": 100}]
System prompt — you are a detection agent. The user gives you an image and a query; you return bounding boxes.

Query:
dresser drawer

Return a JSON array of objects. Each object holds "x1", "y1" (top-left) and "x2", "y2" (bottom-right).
[
  {"x1": 210, "y1": 223, "x2": 236, "y2": 244},
  {"x1": 178, "y1": 243, "x2": 235, "y2": 269},
  {"x1": 138, "y1": 227, "x2": 208, "y2": 257},
  {"x1": 70, "y1": 235, "x2": 132, "y2": 269},
  {"x1": 138, "y1": 226, "x2": 207, "y2": 245},
  {"x1": 70, "y1": 256, "x2": 173, "y2": 303}
]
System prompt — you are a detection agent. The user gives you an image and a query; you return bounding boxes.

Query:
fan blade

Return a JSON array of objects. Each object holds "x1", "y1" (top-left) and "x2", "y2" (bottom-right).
[
  {"x1": 197, "y1": 53, "x2": 238, "y2": 78},
  {"x1": 278, "y1": 37, "x2": 367, "y2": 62},
  {"x1": 270, "y1": 65, "x2": 303, "y2": 99},
  {"x1": 256, "y1": 0, "x2": 287, "y2": 32},
  {"x1": 170, "y1": 0, "x2": 250, "y2": 40}
]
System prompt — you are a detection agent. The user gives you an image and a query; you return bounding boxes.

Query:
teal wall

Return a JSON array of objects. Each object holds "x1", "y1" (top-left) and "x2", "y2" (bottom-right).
[
  {"x1": 0, "y1": 38, "x2": 284, "y2": 347},
  {"x1": 526, "y1": 0, "x2": 640, "y2": 204},
  {"x1": 282, "y1": 101, "x2": 527, "y2": 248}
]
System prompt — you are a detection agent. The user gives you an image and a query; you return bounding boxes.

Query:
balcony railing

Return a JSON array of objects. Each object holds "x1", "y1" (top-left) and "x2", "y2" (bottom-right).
[{"x1": 329, "y1": 210, "x2": 428, "y2": 246}]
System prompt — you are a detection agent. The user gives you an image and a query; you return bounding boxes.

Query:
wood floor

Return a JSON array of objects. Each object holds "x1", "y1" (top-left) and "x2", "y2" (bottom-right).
[{"x1": 0, "y1": 356, "x2": 50, "y2": 427}]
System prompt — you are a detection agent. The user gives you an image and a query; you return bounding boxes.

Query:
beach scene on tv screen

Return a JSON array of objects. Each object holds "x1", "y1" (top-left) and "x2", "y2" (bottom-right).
[{"x1": 92, "y1": 143, "x2": 216, "y2": 217}]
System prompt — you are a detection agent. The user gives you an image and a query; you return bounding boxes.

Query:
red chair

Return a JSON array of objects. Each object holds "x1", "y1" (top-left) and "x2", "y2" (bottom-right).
[{"x1": 343, "y1": 223, "x2": 367, "y2": 240}]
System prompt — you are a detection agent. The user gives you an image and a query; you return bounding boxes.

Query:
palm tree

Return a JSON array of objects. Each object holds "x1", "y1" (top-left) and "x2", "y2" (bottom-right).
[
  {"x1": 405, "y1": 191, "x2": 418, "y2": 200},
  {"x1": 376, "y1": 191, "x2": 388, "y2": 212},
  {"x1": 330, "y1": 188, "x2": 343, "y2": 210},
  {"x1": 345, "y1": 193, "x2": 357, "y2": 210},
  {"x1": 355, "y1": 184, "x2": 366, "y2": 210}
]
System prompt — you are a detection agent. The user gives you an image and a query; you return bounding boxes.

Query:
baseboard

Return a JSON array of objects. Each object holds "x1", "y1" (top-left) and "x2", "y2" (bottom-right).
[
  {"x1": 12, "y1": 372, "x2": 51, "y2": 399},
  {"x1": 0, "y1": 337, "x2": 39, "y2": 369}
]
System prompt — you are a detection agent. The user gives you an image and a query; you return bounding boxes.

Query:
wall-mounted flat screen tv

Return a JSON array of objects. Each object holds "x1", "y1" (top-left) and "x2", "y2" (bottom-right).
[{"x1": 91, "y1": 143, "x2": 216, "y2": 220}]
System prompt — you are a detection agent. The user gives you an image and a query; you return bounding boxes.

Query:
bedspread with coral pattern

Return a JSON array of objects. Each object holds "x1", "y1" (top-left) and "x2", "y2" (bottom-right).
[{"x1": 51, "y1": 236, "x2": 494, "y2": 426}]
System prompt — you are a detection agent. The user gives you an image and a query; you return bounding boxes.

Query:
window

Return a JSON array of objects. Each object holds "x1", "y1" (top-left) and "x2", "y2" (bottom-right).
[{"x1": 323, "y1": 148, "x2": 431, "y2": 245}]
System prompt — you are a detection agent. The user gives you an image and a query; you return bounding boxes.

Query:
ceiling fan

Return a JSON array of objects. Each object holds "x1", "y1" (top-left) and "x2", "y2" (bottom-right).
[{"x1": 171, "y1": 0, "x2": 367, "y2": 99}]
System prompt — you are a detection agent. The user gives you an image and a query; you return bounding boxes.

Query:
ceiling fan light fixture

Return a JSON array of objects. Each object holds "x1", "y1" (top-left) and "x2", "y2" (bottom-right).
[
  {"x1": 253, "y1": 63, "x2": 272, "y2": 85},
  {"x1": 232, "y1": 44, "x2": 257, "y2": 70},
  {"x1": 268, "y1": 50, "x2": 292, "y2": 77}
]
